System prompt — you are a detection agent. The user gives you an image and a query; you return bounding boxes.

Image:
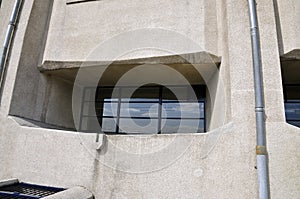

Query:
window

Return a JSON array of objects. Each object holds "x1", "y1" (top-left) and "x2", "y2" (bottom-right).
[
  {"x1": 284, "y1": 84, "x2": 300, "y2": 128},
  {"x1": 80, "y1": 85, "x2": 206, "y2": 134}
]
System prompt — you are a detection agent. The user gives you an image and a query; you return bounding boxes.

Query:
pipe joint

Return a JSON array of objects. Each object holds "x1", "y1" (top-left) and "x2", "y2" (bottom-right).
[
  {"x1": 255, "y1": 107, "x2": 264, "y2": 112},
  {"x1": 256, "y1": 145, "x2": 267, "y2": 155}
]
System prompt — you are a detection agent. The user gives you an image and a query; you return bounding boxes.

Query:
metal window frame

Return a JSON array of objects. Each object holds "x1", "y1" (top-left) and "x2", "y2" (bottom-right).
[{"x1": 80, "y1": 85, "x2": 206, "y2": 134}]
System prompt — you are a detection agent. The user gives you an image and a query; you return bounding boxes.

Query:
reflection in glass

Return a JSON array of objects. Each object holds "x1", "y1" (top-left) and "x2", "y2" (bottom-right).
[
  {"x1": 162, "y1": 102, "x2": 204, "y2": 118},
  {"x1": 120, "y1": 103, "x2": 159, "y2": 117},
  {"x1": 81, "y1": 85, "x2": 206, "y2": 134},
  {"x1": 119, "y1": 118, "x2": 158, "y2": 134},
  {"x1": 285, "y1": 102, "x2": 300, "y2": 127},
  {"x1": 102, "y1": 117, "x2": 117, "y2": 132},
  {"x1": 100, "y1": 102, "x2": 118, "y2": 117},
  {"x1": 161, "y1": 119, "x2": 205, "y2": 133}
]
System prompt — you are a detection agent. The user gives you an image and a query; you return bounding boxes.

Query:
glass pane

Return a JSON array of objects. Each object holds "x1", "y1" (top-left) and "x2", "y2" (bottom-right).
[
  {"x1": 119, "y1": 118, "x2": 159, "y2": 134},
  {"x1": 95, "y1": 102, "x2": 119, "y2": 117},
  {"x1": 102, "y1": 117, "x2": 117, "y2": 132},
  {"x1": 162, "y1": 102, "x2": 204, "y2": 118},
  {"x1": 161, "y1": 119, "x2": 205, "y2": 133},
  {"x1": 121, "y1": 87, "x2": 159, "y2": 102},
  {"x1": 192, "y1": 85, "x2": 206, "y2": 99},
  {"x1": 285, "y1": 102, "x2": 300, "y2": 121},
  {"x1": 96, "y1": 87, "x2": 119, "y2": 102},
  {"x1": 120, "y1": 103, "x2": 159, "y2": 117}
]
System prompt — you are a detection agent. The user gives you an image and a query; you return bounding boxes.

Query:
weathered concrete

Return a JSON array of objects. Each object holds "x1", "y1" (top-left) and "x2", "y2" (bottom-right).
[
  {"x1": 0, "y1": 0, "x2": 299, "y2": 199},
  {"x1": 0, "y1": 178, "x2": 18, "y2": 187},
  {"x1": 39, "y1": 52, "x2": 221, "y2": 71},
  {"x1": 44, "y1": 186, "x2": 94, "y2": 199},
  {"x1": 42, "y1": 0, "x2": 219, "y2": 62},
  {"x1": 275, "y1": 0, "x2": 300, "y2": 55}
]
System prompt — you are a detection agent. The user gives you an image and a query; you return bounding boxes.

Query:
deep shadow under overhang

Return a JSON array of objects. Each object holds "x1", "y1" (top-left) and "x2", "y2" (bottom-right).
[{"x1": 38, "y1": 52, "x2": 221, "y2": 86}]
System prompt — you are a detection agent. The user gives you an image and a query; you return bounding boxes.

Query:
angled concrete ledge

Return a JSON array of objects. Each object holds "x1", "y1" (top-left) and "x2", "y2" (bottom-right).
[
  {"x1": 0, "y1": 178, "x2": 19, "y2": 188},
  {"x1": 39, "y1": 52, "x2": 221, "y2": 72},
  {"x1": 43, "y1": 186, "x2": 94, "y2": 199}
]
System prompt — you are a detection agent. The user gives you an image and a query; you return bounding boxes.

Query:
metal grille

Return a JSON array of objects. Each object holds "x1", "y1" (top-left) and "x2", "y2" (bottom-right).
[
  {"x1": 0, "y1": 183, "x2": 64, "y2": 199},
  {"x1": 0, "y1": 192, "x2": 38, "y2": 199}
]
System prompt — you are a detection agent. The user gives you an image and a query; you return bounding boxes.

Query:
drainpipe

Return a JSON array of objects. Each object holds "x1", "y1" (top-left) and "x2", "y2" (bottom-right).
[
  {"x1": 247, "y1": 0, "x2": 270, "y2": 199},
  {"x1": 0, "y1": 0, "x2": 23, "y2": 92}
]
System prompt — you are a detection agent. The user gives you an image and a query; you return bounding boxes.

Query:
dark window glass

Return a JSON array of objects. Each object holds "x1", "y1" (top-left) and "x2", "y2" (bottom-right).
[
  {"x1": 284, "y1": 85, "x2": 300, "y2": 128},
  {"x1": 161, "y1": 119, "x2": 205, "y2": 133},
  {"x1": 121, "y1": 87, "x2": 159, "y2": 102}
]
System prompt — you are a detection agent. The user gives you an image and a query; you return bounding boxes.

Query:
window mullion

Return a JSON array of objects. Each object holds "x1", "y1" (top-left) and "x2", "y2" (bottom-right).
[
  {"x1": 116, "y1": 88, "x2": 121, "y2": 133},
  {"x1": 158, "y1": 86, "x2": 162, "y2": 134}
]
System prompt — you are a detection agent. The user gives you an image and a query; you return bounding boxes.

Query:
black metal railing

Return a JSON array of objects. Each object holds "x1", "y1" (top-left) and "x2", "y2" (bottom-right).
[{"x1": 0, "y1": 182, "x2": 64, "y2": 199}]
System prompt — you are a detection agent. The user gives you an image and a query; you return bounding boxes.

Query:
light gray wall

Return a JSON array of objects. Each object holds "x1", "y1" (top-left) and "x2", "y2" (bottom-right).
[
  {"x1": 275, "y1": 0, "x2": 300, "y2": 55},
  {"x1": 42, "y1": 0, "x2": 219, "y2": 62},
  {"x1": 0, "y1": 0, "x2": 299, "y2": 199},
  {"x1": 8, "y1": 0, "x2": 75, "y2": 129}
]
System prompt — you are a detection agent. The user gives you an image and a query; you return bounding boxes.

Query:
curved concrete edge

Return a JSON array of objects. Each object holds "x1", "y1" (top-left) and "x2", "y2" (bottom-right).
[
  {"x1": 43, "y1": 186, "x2": 94, "y2": 199},
  {"x1": 0, "y1": 178, "x2": 19, "y2": 187}
]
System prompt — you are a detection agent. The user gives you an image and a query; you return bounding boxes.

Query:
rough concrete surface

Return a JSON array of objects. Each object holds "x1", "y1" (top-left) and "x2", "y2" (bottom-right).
[{"x1": 0, "y1": 0, "x2": 299, "y2": 198}]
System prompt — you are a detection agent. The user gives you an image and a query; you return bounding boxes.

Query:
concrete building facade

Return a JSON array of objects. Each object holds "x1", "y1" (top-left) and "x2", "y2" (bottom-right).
[{"x1": 0, "y1": 0, "x2": 299, "y2": 198}]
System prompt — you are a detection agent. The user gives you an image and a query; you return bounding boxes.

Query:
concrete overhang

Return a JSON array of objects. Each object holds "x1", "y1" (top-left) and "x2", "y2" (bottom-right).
[
  {"x1": 39, "y1": 52, "x2": 221, "y2": 85},
  {"x1": 281, "y1": 49, "x2": 300, "y2": 61}
]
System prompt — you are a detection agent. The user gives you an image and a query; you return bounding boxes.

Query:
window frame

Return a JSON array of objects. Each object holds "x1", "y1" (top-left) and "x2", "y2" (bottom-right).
[{"x1": 79, "y1": 85, "x2": 206, "y2": 134}]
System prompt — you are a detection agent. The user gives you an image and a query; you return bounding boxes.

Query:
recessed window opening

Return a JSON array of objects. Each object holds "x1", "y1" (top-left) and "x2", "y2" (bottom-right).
[{"x1": 80, "y1": 85, "x2": 206, "y2": 134}]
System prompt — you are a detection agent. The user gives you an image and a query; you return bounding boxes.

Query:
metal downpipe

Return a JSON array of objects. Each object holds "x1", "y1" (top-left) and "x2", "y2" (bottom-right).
[
  {"x1": 0, "y1": 0, "x2": 23, "y2": 93},
  {"x1": 247, "y1": 0, "x2": 270, "y2": 199}
]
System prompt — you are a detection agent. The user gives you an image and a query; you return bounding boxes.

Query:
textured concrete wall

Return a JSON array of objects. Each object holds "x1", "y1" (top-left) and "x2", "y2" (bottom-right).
[
  {"x1": 0, "y1": 0, "x2": 15, "y2": 57},
  {"x1": 42, "y1": 0, "x2": 219, "y2": 62},
  {"x1": 275, "y1": 0, "x2": 300, "y2": 55},
  {"x1": 7, "y1": 0, "x2": 75, "y2": 129},
  {"x1": 0, "y1": 0, "x2": 299, "y2": 199}
]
